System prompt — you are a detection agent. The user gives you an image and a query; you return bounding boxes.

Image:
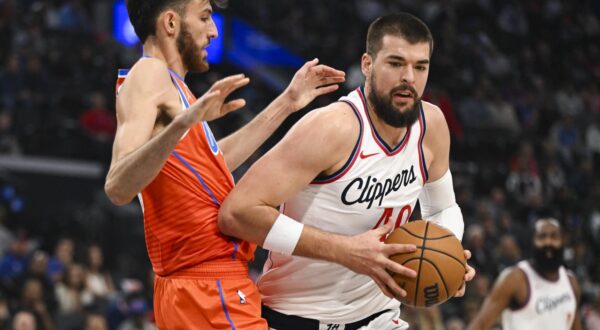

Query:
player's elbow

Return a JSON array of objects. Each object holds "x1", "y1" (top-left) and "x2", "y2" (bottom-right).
[
  {"x1": 218, "y1": 198, "x2": 246, "y2": 237},
  {"x1": 104, "y1": 180, "x2": 134, "y2": 206}
]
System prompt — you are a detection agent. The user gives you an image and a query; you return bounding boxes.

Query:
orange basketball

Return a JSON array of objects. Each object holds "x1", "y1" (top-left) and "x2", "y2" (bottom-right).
[{"x1": 385, "y1": 220, "x2": 466, "y2": 308}]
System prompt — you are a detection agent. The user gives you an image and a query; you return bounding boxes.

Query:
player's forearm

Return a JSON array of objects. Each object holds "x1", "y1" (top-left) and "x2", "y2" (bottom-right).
[
  {"x1": 218, "y1": 199, "x2": 344, "y2": 262},
  {"x1": 219, "y1": 93, "x2": 295, "y2": 171},
  {"x1": 105, "y1": 119, "x2": 190, "y2": 205}
]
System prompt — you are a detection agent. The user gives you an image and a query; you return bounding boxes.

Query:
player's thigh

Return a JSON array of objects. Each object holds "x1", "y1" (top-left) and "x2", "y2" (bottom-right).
[{"x1": 154, "y1": 276, "x2": 266, "y2": 330}]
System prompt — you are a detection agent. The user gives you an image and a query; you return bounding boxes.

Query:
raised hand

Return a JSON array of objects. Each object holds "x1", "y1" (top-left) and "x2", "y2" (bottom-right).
[
  {"x1": 283, "y1": 58, "x2": 346, "y2": 111},
  {"x1": 176, "y1": 74, "x2": 250, "y2": 127},
  {"x1": 340, "y1": 222, "x2": 417, "y2": 300},
  {"x1": 454, "y1": 249, "x2": 476, "y2": 297}
]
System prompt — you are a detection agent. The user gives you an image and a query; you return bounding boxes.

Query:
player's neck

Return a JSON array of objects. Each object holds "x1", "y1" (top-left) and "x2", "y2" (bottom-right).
[
  {"x1": 530, "y1": 259, "x2": 560, "y2": 282},
  {"x1": 142, "y1": 38, "x2": 187, "y2": 78},
  {"x1": 363, "y1": 85, "x2": 409, "y2": 147}
]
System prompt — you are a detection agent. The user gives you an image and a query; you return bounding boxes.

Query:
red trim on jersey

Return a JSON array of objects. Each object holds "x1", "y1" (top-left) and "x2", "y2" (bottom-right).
[
  {"x1": 311, "y1": 100, "x2": 363, "y2": 185},
  {"x1": 417, "y1": 108, "x2": 428, "y2": 183}
]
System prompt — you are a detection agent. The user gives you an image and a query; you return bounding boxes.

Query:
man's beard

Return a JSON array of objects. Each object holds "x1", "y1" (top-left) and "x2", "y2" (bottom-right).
[
  {"x1": 367, "y1": 73, "x2": 421, "y2": 128},
  {"x1": 532, "y1": 245, "x2": 564, "y2": 273},
  {"x1": 177, "y1": 21, "x2": 209, "y2": 73}
]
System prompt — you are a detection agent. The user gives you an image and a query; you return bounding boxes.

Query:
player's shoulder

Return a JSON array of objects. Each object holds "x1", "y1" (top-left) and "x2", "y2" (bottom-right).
[
  {"x1": 298, "y1": 101, "x2": 360, "y2": 136},
  {"x1": 497, "y1": 265, "x2": 528, "y2": 287},
  {"x1": 121, "y1": 58, "x2": 173, "y2": 94},
  {"x1": 421, "y1": 101, "x2": 446, "y2": 130}
]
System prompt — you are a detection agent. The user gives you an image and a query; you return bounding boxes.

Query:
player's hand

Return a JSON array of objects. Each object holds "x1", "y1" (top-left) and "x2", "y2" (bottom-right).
[
  {"x1": 341, "y1": 222, "x2": 417, "y2": 300},
  {"x1": 176, "y1": 74, "x2": 250, "y2": 127},
  {"x1": 454, "y1": 249, "x2": 476, "y2": 297},
  {"x1": 283, "y1": 58, "x2": 345, "y2": 111}
]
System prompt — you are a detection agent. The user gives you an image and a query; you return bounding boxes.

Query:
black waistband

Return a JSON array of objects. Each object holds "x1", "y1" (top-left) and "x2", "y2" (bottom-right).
[{"x1": 262, "y1": 305, "x2": 391, "y2": 330}]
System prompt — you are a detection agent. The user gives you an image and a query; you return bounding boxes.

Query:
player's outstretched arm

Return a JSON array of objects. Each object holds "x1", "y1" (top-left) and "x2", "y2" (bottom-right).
[
  {"x1": 217, "y1": 58, "x2": 345, "y2": 171},
  {"x1": 105, "y1": 59, "x2": 249, "y2": 205},
  {"x1": 467, "y1": 268, "x2": 524, "y2": 330},
  {"x1": 219, "y1": 102, "x2": 417, "y2": 300}
]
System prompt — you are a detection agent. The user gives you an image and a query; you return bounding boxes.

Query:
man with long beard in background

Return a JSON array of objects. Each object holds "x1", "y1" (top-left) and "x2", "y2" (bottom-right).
[{"x1": 469, "y1": 218, "x2": 582, "y2": 330}]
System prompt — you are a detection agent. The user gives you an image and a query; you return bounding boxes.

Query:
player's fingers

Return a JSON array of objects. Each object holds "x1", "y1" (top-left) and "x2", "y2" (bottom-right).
[
  {"x1": 314, "y1": 84, "x2": 339, "y2": 96},
  {"x1": 197, "y1": 90, "x2": 221, "y2": 105},
  {"x1": 383, "y1": 243, "x2": 417, "y2": 255},
  {"x1": 378, "y1": 269, "x2": 407, "y2": 299},
  {"x1": 317, "y1": 76, "x2": 346, "y2": 86},
  {"x1": 464, "y1": 263, "x2": 476, "y2": 282},
  {"x1": 312, "y1": 65, "x2": 345, "y2": 78},
  {"x1": 210, "y1": 74, "x2": 247, "y2": 91},
  {"x1": 222, "y1": 99, "x2": 246, "y2": 114},
  {"x1": 371, "y1": 275, "x2": 393, "y2": 299},
  {"x1": 373, "y1": 222, "x2": 394, "y2": 236},
  {"x1": 384, "y1": 259, "x2": 417, "y2": 278},
  {"x1": 299, "y1": 58, "x2": 319, "y2": 74},
  {"x1": 454, "y1": 282, "x2": 466, "y2": 297},
  {"x1": 223, "y1": 77, "x2": 250, "y2": 95},
  {"x1": 463, "y1": 249, "x2": 472, "y2": 260}
]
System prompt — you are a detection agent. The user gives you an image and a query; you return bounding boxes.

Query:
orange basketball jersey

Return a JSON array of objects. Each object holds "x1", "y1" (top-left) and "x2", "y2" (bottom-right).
[{"x1": 116, "y1": 63, "x2": 255, "y2": 277}]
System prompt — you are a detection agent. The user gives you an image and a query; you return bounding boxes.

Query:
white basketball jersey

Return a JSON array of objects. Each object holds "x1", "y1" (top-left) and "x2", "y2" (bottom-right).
[
  {"x1": 502, "y1": 260, "x2": 577, "y2": 330},
  {"x1": 259, "y1": 87, "x2": 428, "y2": 324}
]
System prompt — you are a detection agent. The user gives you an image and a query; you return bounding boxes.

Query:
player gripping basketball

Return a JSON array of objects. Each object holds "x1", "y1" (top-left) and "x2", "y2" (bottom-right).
[
  {"x1": 219, "y1": 13, "x2": 475, "y2": 329},
  {"x1": 105, "y1": 0, "x2": 345, "y2": 329}
]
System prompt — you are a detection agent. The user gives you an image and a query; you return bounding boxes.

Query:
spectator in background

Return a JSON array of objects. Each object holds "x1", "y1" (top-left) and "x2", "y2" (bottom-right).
[
  {"x1": 85, "y1": 313, "x2": 108, "y2": 330},
  {"x1": 0, "y1": 207, "x2": 14, "y2": 254},
  {"x1": 11, "y1": 310, "x2": 38, "y2": 330},
  {"x1": 15, "y1": 251, "x2": 56, "y2": 316},
  {"x1": 550, "y1": 115, "x2": 580, "y2": 163},
  {"x1": 85, "y1": 245, "x2": 114, "y2": 306},
  {"x1": 117, "y1": 297, "x2": 155, "y2": 330},
  {"x1": 0, "y1": 292, "x2": 9, "y2": 330},
  {"x1": 54, "y1": 264, "x2": 92, "y2": 315},
  {"x1": 0, "y1": 111, "x2": 20, "y2": 154},
  {"x1": 79, "y1": 93, "x2": 115, "y2": 142},
  {"x1": 18, "y1": 279, "x2": 53, "y2": 330},
  {"x1": 47, "y1": 238, "x2": 74, "y2": 284},
  {"x1": 0, "y1": 235, "x2": 30, "y2": 294}
]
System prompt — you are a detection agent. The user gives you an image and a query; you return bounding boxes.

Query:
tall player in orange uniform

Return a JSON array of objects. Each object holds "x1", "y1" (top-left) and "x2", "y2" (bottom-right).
[{"x1": 104, "y1": 0, "x2": 345, "y2": 328}]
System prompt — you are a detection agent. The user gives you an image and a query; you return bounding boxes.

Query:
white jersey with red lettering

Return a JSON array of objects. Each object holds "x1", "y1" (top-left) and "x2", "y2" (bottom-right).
[
  {"x1": 258, "y1": 86, "x2": 429, "y2": 325},
  {"x1": 502, "y1": 260, "x2": 577, "y2": 330}
]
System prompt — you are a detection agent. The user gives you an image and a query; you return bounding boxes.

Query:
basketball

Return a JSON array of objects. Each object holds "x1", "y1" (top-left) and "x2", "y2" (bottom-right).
[{"x1": 385, "y1": 220, "x2": 466, "y2": 308}]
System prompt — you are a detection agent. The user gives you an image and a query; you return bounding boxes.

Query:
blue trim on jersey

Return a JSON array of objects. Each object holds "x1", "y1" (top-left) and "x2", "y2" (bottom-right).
[
  {"x1": 118, "y1": 69, "x2": 129, "y2": 76},
  {"x1": 217, "y1": 280, "x2": 237, "y2": 330},
  {"x1": 312, "y1": 100, "x2": 363, "y2": 183},
  {"x1": 359, "y1": 86, "x2": 409, "y2": 153},
  {"x1": 168, "y1": 74, "x2": 191, "y2": 108},
  {"x1": 231, "y1": 240, "x2": 238, "y2": 261},
  {"x1": 172, "y1": 151, "x2": 221, "y2": 207},
  {"x1": 167, "y1": 69, "x2": 186, "y2": 83},
  {"x1": 419, "y1": 105, "x2": 429, "y2": 181}
]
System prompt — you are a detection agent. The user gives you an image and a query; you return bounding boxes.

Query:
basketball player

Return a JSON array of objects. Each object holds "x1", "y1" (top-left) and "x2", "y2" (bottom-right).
[
  {"x1": 468, "y1": 218, "x2": 582, "y2": 330},
  {"x1": 219, "y1": 13, "x2": 475, "y2": 329},
  {"x1": 104, "y1": 0, "x2": 345, "y2": 329}
]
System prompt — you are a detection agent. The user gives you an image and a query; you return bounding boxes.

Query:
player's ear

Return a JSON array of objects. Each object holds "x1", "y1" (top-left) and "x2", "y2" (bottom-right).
[
  {"x1": 160, "y1": 10, "x2": 179, "y2": 37},
  {"x1": 361, "y1": 53, "x2": 372, "y2": 77}
]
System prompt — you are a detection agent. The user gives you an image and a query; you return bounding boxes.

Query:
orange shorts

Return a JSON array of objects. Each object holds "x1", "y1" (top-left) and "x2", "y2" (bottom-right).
[{"x1": 153, "y1": 260, "x2": 267, "y2": 330}]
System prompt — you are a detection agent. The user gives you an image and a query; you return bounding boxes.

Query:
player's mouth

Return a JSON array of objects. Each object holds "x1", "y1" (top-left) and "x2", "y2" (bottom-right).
[{"x1": 392, "y1": 91, "x2": 414, "y2": 103}]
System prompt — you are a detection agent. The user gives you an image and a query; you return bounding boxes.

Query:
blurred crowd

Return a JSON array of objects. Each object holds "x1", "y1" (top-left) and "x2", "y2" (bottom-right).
[{"x1": 0, "y1": 0, "x2": 599, "y2": 329}]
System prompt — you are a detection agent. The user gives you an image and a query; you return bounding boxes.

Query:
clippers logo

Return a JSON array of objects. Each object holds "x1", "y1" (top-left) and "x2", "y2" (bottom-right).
[{"x1": 341, "y1": 165, "x2": 417, "y2": 209}]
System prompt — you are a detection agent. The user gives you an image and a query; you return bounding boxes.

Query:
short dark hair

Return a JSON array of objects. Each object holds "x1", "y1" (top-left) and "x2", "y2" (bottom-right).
[
  {"x1": 366, "y1": 13, "x2": 434, "y2": 58},
  {"x1": 126, "y1": 0, "x2": 227, "y2": 43}
]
